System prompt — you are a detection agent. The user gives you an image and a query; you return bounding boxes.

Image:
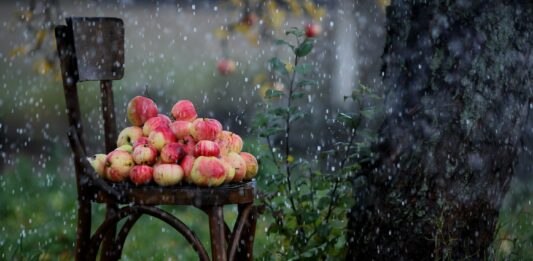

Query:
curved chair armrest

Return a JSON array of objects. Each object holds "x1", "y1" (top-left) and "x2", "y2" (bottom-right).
[{"x1": 67, "y1": 126, "x2": 123, "y2": 200}]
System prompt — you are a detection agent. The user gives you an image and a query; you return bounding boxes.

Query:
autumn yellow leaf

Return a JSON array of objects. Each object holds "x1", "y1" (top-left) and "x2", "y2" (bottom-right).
[
  {"x1": 234, "y1": 22, "x2": 251, "y2": 33},
  {"x1": 378, "y1": 0, "x2": 391, "y2": 9},
  {"x1": 214, "y1": 27, "x2": 229, "y2": 39},
  {"x1": 285, "y1": 62, "x2": 294, "y2": 73},
  {"x1": 34, "y1": 59, "x2": 53, "y2": 75},
  {"x1": 244, "y1": 31, "x2": 259, "y2": 46},
  {"x1": 285, "y1": 0, "x2": 302, "y2": 16},
  {"x1": 9, "y1": 46, "x2": 27, "y2": 57},
  {"x1": 54, "y1": 70, "x2": 62, "y2": 81},
  {"x1": 230, "y1": 0, "x2": 242, "y2": 7},
  {"x1": 35, "y1": 30, "x2": 47, "y2": 47},
  {"x1": 39, "y1": 252, "x2": 51, "y2": 261},
  {"x1": 267, "y1": 1, "x2": 286, "y2": 29},
  {"x1": 287, "y1": 155, "x2": 295, "y2": 163},
  {"x1": 259, "y1": 83, "x2": 271, "y2": 98},
  {"x1": 304, "y1": 1, "x2": 326, "y2": 20},
  {"x1": 21, "y1": 10, "x2": 33, "y2": 22},
  {"x1": 259, "y1": 81, "x2": 285, "y2": 99},
  {"x1": 253, "y1": 73, "x2": 266, "y2": 84}
]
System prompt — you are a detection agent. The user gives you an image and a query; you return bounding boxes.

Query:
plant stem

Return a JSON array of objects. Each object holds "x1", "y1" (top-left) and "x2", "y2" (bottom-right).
[
  {"x1": 324, "y1": 128, "x2": 356, "y2": 223},
  {"x1": 305, "y1": 129, "x2": 356, "y2": 243},
  {"x1": 284, "y1": 43, "x2": 306, "y2": 242},
  {"x1": 285, "y1": 54, "x2": 298, "y2": 199}
]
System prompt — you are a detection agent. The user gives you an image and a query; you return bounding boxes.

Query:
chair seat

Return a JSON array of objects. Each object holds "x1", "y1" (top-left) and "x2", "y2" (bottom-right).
[{"x1": 94, "y1": 180, "x2": 256, "y2": 207}]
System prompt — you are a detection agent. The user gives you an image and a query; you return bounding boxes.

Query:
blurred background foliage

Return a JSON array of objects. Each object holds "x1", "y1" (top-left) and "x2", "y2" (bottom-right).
[{"x1": 0, "y1": 0, "x2": 531, "y2": 260}]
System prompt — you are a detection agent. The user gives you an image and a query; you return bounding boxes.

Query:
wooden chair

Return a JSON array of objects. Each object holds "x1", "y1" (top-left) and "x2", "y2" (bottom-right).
[{"x1": 55, "y1": 17, "x2": 257, "y2": 261}]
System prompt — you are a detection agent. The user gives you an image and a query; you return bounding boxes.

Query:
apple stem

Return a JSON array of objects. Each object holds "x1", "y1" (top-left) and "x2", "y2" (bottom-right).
[
  {"x1": 143, "y1": 84, "x2": 150, "y2": 98},
  {"x1": 221, "y1": 39, "x2": 229, "y2": 58}
]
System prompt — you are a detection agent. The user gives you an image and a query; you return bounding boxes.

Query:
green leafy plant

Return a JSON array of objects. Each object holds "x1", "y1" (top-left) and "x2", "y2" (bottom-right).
[{"x1": 252, "y1": 26, "x2": 381, "y2": 259}]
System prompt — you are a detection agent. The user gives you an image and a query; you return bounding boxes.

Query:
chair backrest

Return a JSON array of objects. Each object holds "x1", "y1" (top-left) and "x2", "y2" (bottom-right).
[{"x1": 55, "y1": 17, "x2": 124, "y2": 156}]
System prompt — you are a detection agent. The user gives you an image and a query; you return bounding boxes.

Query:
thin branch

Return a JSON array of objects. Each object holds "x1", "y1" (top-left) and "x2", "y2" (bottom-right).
[
  {"x1": 323, "y1": 128, "x2": 356, "y2": 223},
  {"x1": 266, "y1": 135, "x2": 282, "y2": 174},
  {"x1": 285, "y1": 54, "x2": 299, "y2": 205},
  {"x1": 305, "y1": 129, "x2": 356, "y2": 243},
  {"x1": 283, "y1": 36, "x2": 306, "y2": 241}
]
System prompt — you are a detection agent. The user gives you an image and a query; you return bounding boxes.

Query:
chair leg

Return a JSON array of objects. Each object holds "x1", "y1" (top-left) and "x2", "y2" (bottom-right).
[
  {"x1": 207, "y1": 205, "x2": 227, "y2": 261},
  {"x1": 100, "y1": 203, "x2": 118, "y2": 261},
  {"x1": 76, "y1": 199, "x2": 92, "y2": 261},
  {"x1": 113, "y1": 213, "x2": 141, "y2": 259},
  {"x1": 235, "y1": 205, "x2": 257, "y2": 261},
  {"x1": 228, "y1": 204, "x2": 253, "y2": 261}
]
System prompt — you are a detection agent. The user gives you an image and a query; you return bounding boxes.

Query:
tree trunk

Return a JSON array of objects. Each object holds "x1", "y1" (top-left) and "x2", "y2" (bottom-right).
[{"x1": 347, "y1": 0, "x2": 533, "y2": 260}]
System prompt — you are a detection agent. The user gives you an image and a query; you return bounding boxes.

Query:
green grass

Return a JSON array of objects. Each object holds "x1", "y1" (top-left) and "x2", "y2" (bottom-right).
[
  {"x1": 493, "y1": 180, "x2": 533, "y2": 260},
  {"x1": 0, "y1": 151, "x2": 77, "y2": 260},
  {"x1": 0, "y1": 150, "x2": 270, "y2": 260}
]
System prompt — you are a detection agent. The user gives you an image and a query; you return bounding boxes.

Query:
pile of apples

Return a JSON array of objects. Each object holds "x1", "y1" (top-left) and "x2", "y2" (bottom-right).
[{"x1": 88, "y1": 96, "x2": 258, "y2": 187}]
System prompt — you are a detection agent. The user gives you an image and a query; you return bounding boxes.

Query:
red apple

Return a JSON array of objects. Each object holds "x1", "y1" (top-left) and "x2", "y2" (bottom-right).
[
  {"x1": 160, "y1": 142, "x2": 186, "y2": 164},
  {"x1": 170, "y1": 121, "x2": 192, "y2": 140},
  {"x1": 171, "y1": 100, "x2": 197, "y2": 122},
  {"x1": 129, "y1": 165, "x2": 153, "y2": 185},
  {"x1": 180, "y1": 155, "x2": 196, "y2": 183},
  {"x1": 133, "y1": 136, "x2": 149, "y2": 148},
  {"x1": 305, "y1": 23, "x2": 322, "y2": 38},
  {"x1": 217, "y1": 59, "x2": 236, "y2": 75},
  {"x1": 132, "y1": 143, "x2": 157, "y2": 165},
  {"x1": 178, "y1": 135, "x2": 197, "y2": 154},
  {"x1": 194, "y1": 140, "x2": 220, "y2": 157},
  {"x1": 216, "y1": 131, "x2": 243, "y2": 155},
  {"x1": 242, "y1": 12, "x2": 259, "y2": 26},
  {"x1": 222, "y1": 152, "x2": 246, "y2": 182},
  {"x1": 105, "y1": 150, "x2": 134, "y2": 182},
  {"x1": 189, "y1": 118, "x2": 222, "y2": 141},
  {"x1": 153, "y1": 164, "x2": 184, "y2": 186},
  {"x1": 158, "y1": 114, "x2": 172, "y2": 124},
  {"x1": 148, "y1": 126, "x2": 176, "y2": 151},
  {"x1": 143, "y1": 116, "x2": 170, "y2": 136},
  {"x1": 87, "y1": 154, "x2": 107, "y2": 178},
  {"x1": 127, "y1": 96, "x2": 159, "y2": 126},
  {"x1": 220, "y1": 159, "x2": 235, "y2": 183},
  {"x1": 117, "y1": 126, "x2": 143, "y2": 147},
  {"x1": 190, "y1": 156, "x2": 227, "y2": 187},
  {"x1": 240, "y1": 152, "x2": 258, "y2": 180}
]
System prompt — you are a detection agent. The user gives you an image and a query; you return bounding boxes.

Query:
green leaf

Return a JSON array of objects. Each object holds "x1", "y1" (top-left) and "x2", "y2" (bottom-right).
[
  {"x1": 288, "y1": 106, "x2": 300, "y2": 114},
  {"x1": 294, "y1": 63, "x2": 312, "y2": 75},
  {"x1": 265, "y1": 89, "x2": 285, "y2": 99},
  {"x1": 252, "y1": 112, "x2": 273, "y2": 129},
  {"x1": 259, "y1": 127, "x2": 284, "y2": 137},
  {"x1": 300, "y1": 192, "x2": 314, "y2": 202},
  {"x1": 337, "y1": 112, "x2": 359, "y2": 128},
  {"x1": 360, "y1": 109, "x2": 375, "y2": 119},
  {"x1": 275, "y1": 39, "x2": 295, "y2": 49},
  {"x1": 289, "y1": 112, "x2": 306, "y2": 123},
  {"x1": 268, "y1": 57, "x2": 288, "y2": 76},
  {"x1": 297, "y1": 79, "x2": 318, "y2": 88},
  {"x1": 321, "y1": 149, "x2": 337, "y2": 157},
  {"x1": 291, "y1": 91, "x2": 305, "y2": 100},
  {"x1": 352, "y1": 84, "x2": 383, "y2": 100},
  {"x1": 285, "y1": 27, "x2": 304, "y2": 38},
  {"x1": 268, "y1": 107, "x2": 289, "y2": 117},
  {"x1": 343, "y1": 163, "x2": 362, "y2": 173},
  {"x1": 317, "y1": 196, "x2": 330, "y2": 209},
  {"x1": 296, "y1": 39, "x2": 314, "y2": 57}
]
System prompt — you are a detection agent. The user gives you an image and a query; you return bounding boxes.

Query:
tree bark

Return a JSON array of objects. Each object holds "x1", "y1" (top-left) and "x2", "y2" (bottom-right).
[{"x1": 347, "y1": 0, "x2": 533, "y2": 260}]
